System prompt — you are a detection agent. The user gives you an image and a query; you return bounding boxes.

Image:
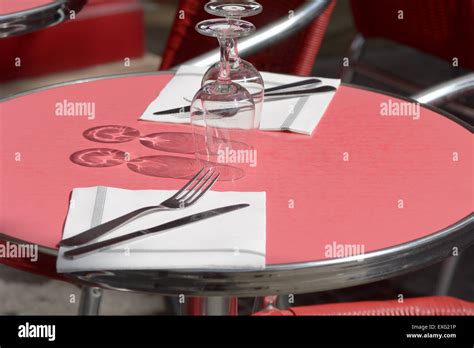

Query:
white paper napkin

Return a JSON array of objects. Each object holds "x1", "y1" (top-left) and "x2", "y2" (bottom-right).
[
  {"x1": 140, "y1": 65, "x2": 340, "y2": 135},
  {"x1": 57, "y1": 187, "x2": 266, "y2": 272}
]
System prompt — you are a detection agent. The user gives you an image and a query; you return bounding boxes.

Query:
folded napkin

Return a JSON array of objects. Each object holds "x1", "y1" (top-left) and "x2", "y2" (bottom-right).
[
  {"x1": 57, "y1": 187, "x2": 266, "y2": 272},
  {"x1": 140, "y1": 65, "x2": 340, "y2": 135}
]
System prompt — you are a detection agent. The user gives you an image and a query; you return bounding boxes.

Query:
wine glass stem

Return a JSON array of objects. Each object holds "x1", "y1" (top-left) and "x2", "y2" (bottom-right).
[
  {"x1": 218, "y1": 36, "x2": 234, "y2": 82},
  {"x1": 229, "y1": 37, "x2": 241, "y2": 67},
  {"x1": 225, "y1": 16, "x2": 241, "y2": 68}
]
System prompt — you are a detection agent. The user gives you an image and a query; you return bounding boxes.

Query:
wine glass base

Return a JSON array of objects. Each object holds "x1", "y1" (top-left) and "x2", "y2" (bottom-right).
[
  {"x1": 205, "y1": 2, "x2": 263, "y2": 18},
  {"x1": 196, "y1": 18, "x2": 255, "y2": 38}
]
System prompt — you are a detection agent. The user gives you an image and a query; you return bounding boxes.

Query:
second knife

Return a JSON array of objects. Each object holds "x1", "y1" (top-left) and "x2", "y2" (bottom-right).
[{"x1": 63, "y1": 203, "x2": 250, "y2": 259}]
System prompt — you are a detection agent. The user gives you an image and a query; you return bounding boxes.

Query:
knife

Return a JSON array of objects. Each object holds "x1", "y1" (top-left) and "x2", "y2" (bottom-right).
[
  {"x1": 153, "y1": 85, "x2": 337, "y2": 116},
  {"x1": 186, "y1": 85, "x2": 337, "y2": 119},
  {"x1": 63, "y1": 204, "x2": 250, "y2": 260},
  {"x1": 153, "y1": 78, "x2": 323, "y2": 116}
]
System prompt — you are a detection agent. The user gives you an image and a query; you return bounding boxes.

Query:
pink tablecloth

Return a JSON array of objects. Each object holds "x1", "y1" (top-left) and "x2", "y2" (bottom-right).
[
  {"x1": 0, "y1": 0, "x2": 55, "y2": 15},
  {"x1": 1, "y1": 74, "x2": 472, "y2": 265}
]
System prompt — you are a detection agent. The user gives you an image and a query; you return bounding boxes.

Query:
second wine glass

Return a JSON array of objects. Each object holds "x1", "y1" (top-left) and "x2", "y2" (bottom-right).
[{"x1": 201, "y1": 1, "x2": 264, "y2": 128}]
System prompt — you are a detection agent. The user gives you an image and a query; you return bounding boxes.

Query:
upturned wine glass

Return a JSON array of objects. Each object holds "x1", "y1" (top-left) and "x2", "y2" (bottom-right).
[
  {"x1": 191, "y1": 18, "x2": 258, "y2": 182},
  {"x1": 201, "y1": 1, "x2": 264, "y2": 128}
]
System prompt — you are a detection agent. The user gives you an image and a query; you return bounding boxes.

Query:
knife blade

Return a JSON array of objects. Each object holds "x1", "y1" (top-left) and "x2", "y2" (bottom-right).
[{"x1": 63, "y1": 203, "x2": 250, "y2": 260}]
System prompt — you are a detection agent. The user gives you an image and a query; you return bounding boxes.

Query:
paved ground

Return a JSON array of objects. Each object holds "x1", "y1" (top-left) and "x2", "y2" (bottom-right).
[{"x1": 1, "y1": 0, "x2": 472, "y2": 315}]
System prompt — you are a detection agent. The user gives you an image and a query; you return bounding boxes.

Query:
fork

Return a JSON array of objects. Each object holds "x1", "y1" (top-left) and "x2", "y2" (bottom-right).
[{"x1": 59, "y1": 168, "x2": 220, "y2": 247}]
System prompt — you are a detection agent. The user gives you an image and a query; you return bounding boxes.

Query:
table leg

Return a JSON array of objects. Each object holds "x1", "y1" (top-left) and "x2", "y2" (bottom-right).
[
  {"x1": 185, "y1": 297, "x2": 238, "y2": 316},
  {"x1": 78, "y1": 286, "x2": 103, "y2": 315}
]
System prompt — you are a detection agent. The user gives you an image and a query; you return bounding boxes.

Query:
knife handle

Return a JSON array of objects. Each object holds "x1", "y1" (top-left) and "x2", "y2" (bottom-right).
[
  {"x1": 265, "y1": 85, "x2": 336, "y2": 97},
  {"x1": 60, "y1": 206, "x2": 168, "y2": 247},
  {"x1": 153, "y1": 79, "x2": 324, "y2": 116},
  {"x1": 264, "y1": 78, "x2": 321, "y2": 93},
  {"x1": 63, "y1": 230, "x2": 147, "y2": 259}
]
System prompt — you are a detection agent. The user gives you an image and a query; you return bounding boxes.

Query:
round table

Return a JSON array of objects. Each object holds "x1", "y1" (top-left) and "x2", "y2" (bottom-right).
[
  {"x1": 0, "y1": 0, "x2": 87, "y2": 38},
  {"x1": 1, "y1": 72, "x2": 472, "y2": 311}
]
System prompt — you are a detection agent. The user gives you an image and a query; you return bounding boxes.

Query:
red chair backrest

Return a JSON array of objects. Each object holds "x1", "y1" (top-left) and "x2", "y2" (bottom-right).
[
  {"x1": 350, "y1": 0, "x2": 474, "y2": 70},
  {"x1": 160, "y1": 0, "x2": 336, "y2": 76},
  {"x1": 254, "y1": 296, "x2": 474, "y2": 316}
]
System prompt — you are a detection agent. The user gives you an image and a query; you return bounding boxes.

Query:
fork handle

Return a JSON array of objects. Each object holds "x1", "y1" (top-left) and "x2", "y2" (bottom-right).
[{"x1": 59, "y1": 206, "x2": 168, "y2": 247}]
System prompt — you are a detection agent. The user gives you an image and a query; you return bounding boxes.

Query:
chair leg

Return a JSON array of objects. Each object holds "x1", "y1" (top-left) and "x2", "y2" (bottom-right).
[
  {"x1": 78, "y1": 286, "x2": 103, "y2": 315},
  {"x1": 253, "y1": 295, "x2": 280, "y2": 313},
  {"x1": 185, "y1": 297, "x2": 238, "y2": 316},
  {"x1": 340, "y1": 33, "x2": 365, "y2": 83},
  {"x1": 435, "y1": 256, "x2": 461, "y2": 296}
]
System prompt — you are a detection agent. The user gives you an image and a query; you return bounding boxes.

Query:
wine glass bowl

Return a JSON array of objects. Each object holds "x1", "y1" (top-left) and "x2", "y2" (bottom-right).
[
  {"x1": 191, "y1": 82, "x2": 256, "y2": 182},
  {"x1": 201, "y1": 58, "x2": 263, "y2": 112}
]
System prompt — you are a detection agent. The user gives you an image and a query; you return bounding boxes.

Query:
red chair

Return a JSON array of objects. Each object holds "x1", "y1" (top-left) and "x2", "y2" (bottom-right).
[
  {"x1": 349, "y1": 0, "x2": 474, "y2": 71},
  {"x1": 255, "y1": 296, "x2": 474, "y2": 316},
  {"x1": 160, "y1": 0, "x2": 337, "y2": 76},
  {"x1": 343, "y1": 0, "x2": 474, "y2": 120}
]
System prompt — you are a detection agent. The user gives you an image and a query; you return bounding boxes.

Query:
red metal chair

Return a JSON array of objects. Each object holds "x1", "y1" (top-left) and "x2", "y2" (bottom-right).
[
  {"x1": 160, "y1": 0, "x2": 337, "y2": 76},
  {"x1": 343, "y1": 0, "x2": 474, "y2": 119},
  {"x1": 349, "y1": 0, "x2": 474, "y2": 71},
  {"x1": 254, "y1": 296, "x2": 474, "y2": 316}
]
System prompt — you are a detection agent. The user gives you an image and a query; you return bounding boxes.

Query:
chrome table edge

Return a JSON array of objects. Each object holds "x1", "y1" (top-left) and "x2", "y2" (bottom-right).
[
  {"x1": 0, "y1": 0, "x2": 87, "y2": 38},
  {"x1": 1, "y1": 214, "x2": 472, "y2": 296},
  {"x1": 63, "y1": 214, "x2": 474, "y2": 296}
]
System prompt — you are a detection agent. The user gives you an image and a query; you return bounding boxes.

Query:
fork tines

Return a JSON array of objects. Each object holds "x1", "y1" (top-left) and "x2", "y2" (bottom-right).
[{"x1": 174, "y1": 168, "x2": 220, "y2": 206}]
